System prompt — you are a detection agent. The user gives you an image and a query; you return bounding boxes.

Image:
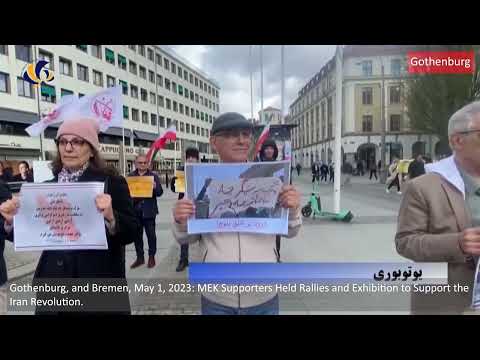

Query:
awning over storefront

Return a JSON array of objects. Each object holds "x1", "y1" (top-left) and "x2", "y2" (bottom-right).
[
  {"x1": 134, "y1": 130, "x2": 158, "y2": 142},
  {"x1": 105, "y1": 127, "x2": 132, "y2": 138},
  {"x1": 0, "y1": 108, "x2": 38, "y2": 125}
]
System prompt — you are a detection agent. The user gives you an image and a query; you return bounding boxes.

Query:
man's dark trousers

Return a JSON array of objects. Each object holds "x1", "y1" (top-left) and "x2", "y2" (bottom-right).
[{"x1": 135, "y1": 216, "x2": 157, "y2": 258}]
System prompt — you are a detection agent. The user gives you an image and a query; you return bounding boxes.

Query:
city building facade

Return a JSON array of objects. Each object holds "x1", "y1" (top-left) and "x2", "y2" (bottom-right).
[
  {"x1": 289, "y1": 45, "x2": 440, "y2": 169},
  {"x1": 258, "y1": 106, "x2": 282, "y2": 125},
  {"x1": 0, "y1": 45, "x2": 220, "y2": 174}
]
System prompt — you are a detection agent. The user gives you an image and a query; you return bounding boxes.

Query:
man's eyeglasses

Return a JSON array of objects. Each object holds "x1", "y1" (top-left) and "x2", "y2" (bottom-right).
[
  {"x1": 216, "y1": 129, "x2": 252, "y2": 139},
  {"x1": 55, "y1": 138, "x2": 86, "y2": 148}
]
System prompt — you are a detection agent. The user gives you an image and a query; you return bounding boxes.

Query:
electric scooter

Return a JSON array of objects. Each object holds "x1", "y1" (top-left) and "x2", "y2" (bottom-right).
[{"x1": 301, "y1": 181, "x2": 354, "y2": 222}]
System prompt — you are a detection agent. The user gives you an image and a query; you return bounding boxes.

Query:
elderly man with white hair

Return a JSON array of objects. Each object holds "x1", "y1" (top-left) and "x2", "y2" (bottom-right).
[{"x1": 395, "y1": 101, "x2": 480, "y2": 314}]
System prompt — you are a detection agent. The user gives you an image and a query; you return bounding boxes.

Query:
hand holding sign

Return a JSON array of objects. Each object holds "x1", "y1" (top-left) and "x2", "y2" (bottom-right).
[
  {"x1": 0, "y1": 198, "x2": 20, "y2": 225},
  {"x1": 459, "y1": 227, "x2": 480, "y2": 256},
  {"x1": 174, "y1": 198, "x2": 195, "y2": 225},
  {"x1": 95, "y1": 193, "x2": 114, "y2": 222},
  {"x1": 278, "y1": 185, "x2": 301, "y2": 211}
]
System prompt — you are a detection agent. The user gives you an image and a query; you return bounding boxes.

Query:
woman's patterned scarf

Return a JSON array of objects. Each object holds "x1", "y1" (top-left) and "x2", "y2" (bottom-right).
[{"x1": 58, "y1": 162, "x2": 90, "y2": 183}]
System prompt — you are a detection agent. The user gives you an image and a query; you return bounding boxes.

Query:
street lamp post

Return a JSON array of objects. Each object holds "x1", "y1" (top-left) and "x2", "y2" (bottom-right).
[{"x1": 380, "y1": 62, "x2": 387, "y2": 184}]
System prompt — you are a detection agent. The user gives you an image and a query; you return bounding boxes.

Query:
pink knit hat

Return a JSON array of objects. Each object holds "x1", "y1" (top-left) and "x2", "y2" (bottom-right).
[{"x1": 56, "y1": 118, "x2": 100, "y2": 150}]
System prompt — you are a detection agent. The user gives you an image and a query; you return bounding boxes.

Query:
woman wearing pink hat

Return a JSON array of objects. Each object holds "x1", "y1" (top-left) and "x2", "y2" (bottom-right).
[{"x1": 0, "y1": 117, "x2": 140, "y2": 314}]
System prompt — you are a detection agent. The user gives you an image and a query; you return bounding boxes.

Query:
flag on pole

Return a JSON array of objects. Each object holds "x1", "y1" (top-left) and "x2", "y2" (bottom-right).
[
  {"x1": 26, "y1": 85, "x2": 123, "y2": 136},
  {"x1": 146, "y1": 126, "x2": 177, "y2": 165},
  {"x1": 254, "y1": 123, "x2": 271, "y2": 157}
]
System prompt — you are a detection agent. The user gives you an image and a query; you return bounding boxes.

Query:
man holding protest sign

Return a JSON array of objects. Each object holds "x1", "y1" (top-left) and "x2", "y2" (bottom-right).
[
  {"x1": 172, "y1": 112, "x2": 302, "y2": 315},
  {"x1": 129, "y1": 155, "x2": 163, "y2": 269}
]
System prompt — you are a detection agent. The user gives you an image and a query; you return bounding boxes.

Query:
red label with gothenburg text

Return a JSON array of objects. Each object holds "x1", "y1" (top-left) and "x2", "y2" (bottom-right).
[{"x1": 408, "y1": 51, "x2": 475, "y2": 74}]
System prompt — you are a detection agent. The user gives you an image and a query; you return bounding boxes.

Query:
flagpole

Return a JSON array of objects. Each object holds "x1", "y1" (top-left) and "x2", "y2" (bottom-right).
[
  {"x1": 33, "y1": 45, "x2": 45, "y2": 161},
  {"x1": 333, "y1": 45, "x2": 343, "y2": 214},
  {"x1": 122, "y1": 126, "x2": 126, "y2": 177},
  {"x1": 281, "y1": 45, "x2": 285, "y2": 124},
  {"x1": 250, "y1": 45, "x2": 254, "y2": 122},
  {"x1": 260, "y1": 45, "x2": 264, "y2": 124}
]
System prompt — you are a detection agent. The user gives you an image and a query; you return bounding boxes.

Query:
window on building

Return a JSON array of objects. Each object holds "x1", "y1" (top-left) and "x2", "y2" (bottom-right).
[
  {"x1": 141, "y1": 88, "x2": 148, "y2": 102},
  {"x1": 59, "y1": 57, "x2": 72, "y2": 77},
  {"x1": 77, "y1": 64, "x2": 89, "y2": 82},
  {"x1": 185, "y1": 105, "x2": 189, "y2": 115},
  {"x1": 0, "y1": 45, "x2": 8, "y2": 55},
  {"x1": 159, "y1": 116, "x2": 165, "y2": 127},
  {"x1": 201, "y1": 128, "x2": 205, "y2": 137},
  {"x1": 139, "y1": 66, "x2": 146, "y2": 79},
  {"x1": 123, "y1": 106, "x2": 129, "y2": 119},
  {"x1": 191, "y1": 108, "x2": 194, "y2": 117},
  {"x1": 164, "y1": 58, "x2": 170, "y2": 71},
  {"x1": 179, "y1": 103, "x2": 184, "y2": 114},
  {"x1": 184, "y1": 88, "x2": 188, "y2": 98},
  {"x1": 190, "y1": 91, "x2": 194, "y2": 101},
  {"x1": 15, "y1": 45, "x2": 32, "y2": 62},
  {"x1": 129, "y1": 61, "x2": 137, "y2": 75},
  {"x1": 362, "y1": 115, "x2": 373, "y2": 132},
  {"x1": 391, "y1": 59, "x2": 402, "y2": 76},
  {"x1": 208, "y1": 85, "x2": 211, "y2": 95},
  {"x1": 117, "y1": 54, "x2": 127, "y2": 70},
  {"x1": 156, "y1": 53, "x2": 162, "y2": 65},
  {"x1": 173, "y1": 101, "x2": 178, "y2": 112},
  {"x1": 362, "y1": 60, "x2": 373, "y2": 76},
  {"x1": 186, "y1": 123, "x2": 190, "y2": 133},
  {"x1": 167, "y1": 118, "x2": 171, "y2": 127},
  {"x1": 157, "y1": 74, "x2": 163, "y2": 87},
  {"x1": 180, "y1": 121, "x2": 184, "y2": 132},
  {"x1": 0, "y1": 72, "x2": 10, "y2": 93},
  {"x1": 177, "y1": 65, "x2": 182, "y2": 78},
  {"x1": 106, "y1": 75, "x2": 115, "y2": 88},
  {"x1": 41, "y1": 84, "x2": 56, "y2": 103},
  {"x1": 201, "y1": 112, "x2": 204, "y2": 121},
  {"x1": 200, "y1": 96, "x2": 204, "y2": 106},
  {"x1": 151, "y1": 113, "x2": 157, "y2": 126},
  {"x1": 390, "y1": 85, "x2": 401, "y2": 104},
  {"x1": 93, "y1": 70, "x2": 103, "y2": 87},
  {"x1": 149, "y1": 70, "x2": 155, "y2": 83},
  {"x1": 165, "y1": 78, "x2": 170, "y2": 91},
  {"x1": 166, "y1": 98, "x2": 171, "y2": 110},
  {"x1": 200, "y1": 80, "x2": 203, "y2": 91},
  {"x1": 17, "y1": 77, "x2": 34, "y2": 98},
  {"x1": 132, "y1": 108, "x2": 139, "y2": 121},
  {"x1": 195, "y1": 77, "x2": 198, "y2": 87},
  {"x1": 90, "y1": 45, "x2": 102, "y2": 59},
  {"x1": 60, "y1": 89, "x2": 73, "y2": 97},
  {"x1": 172, "y1": 81, "x2": 177, "y2": 94},
  {"x1": 38, "y1": 49, "x2": 54, "y2": 70},
  {"x1": 195, "y1": 94, "x2": 199, "y2": 103},
  {"x1": 209, "y1": 115, "x2": 212, "y2": 123},
  {"x1": 197, "y1": 126, "x2": 200, "y2": 135},
  {"x1": 158, "y1": 95, "x2": 164, "y2": 107},
  {"x1": 130, "y1": 85, "x2": 138, "y2": 98},
  {"x1": 196, "y1": 110, "x2": 199, "y2": 119},
  {"x1": 128, "y1": 45, "x2": 136, "y2": 51},
  {"x1": 147, "y1": 48, "x2": 154, "y2": 62},
  {"x1": 390, "y1": 114, "x2": 401, "y2": 131},
  {"x1": 119, "y1": 80, "x2": 128, "y2": 95},
  {"x1": 184, "y1": 70, "x2": 188, "y2": 80},
  {"x1": 178, "y1": 85, "x2": 183, "y2": 96},
  {"x1": 142, "y1": 111, "x2": 148, "y2": 124},
  {"x1": 138, "y1": 45, "x2": 145, "y2": 57},
  {"x1": 171, "y1": 63, "x2": 176, "y2": 74},
  {"x1": 362, "y1": 87, "x2": 373, "y2": 105},
  {"x1": 189, "y1": 74, "x2": 193, "y2": 84},
  {"x1": 150, "y1": 92, "x2": 156, "y2": 105},
  {"x1": 76, "y1": 45, "x2": 88, "y2": 53}
]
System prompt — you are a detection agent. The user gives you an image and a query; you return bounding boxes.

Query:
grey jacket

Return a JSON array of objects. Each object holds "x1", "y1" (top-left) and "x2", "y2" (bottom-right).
[{"x1": 172, "y1": 208, "x2": 302, "y2": 308}]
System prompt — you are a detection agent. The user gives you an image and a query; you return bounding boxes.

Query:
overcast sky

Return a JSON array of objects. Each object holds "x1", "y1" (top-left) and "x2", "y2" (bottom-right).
[{"x1": 166, "y1": 45, "x2": 336, "y2": 120}]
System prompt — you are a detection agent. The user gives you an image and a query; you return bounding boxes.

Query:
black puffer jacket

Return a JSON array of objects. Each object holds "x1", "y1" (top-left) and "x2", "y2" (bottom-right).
[{"x1": 259, "y1": 139, "x2": 278, "y2": 161}]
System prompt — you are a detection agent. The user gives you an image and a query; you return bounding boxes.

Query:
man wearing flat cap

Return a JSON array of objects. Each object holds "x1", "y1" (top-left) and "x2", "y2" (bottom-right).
[{"x1": 172, "y1": 112, "x2": 302, "y2": 315}]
